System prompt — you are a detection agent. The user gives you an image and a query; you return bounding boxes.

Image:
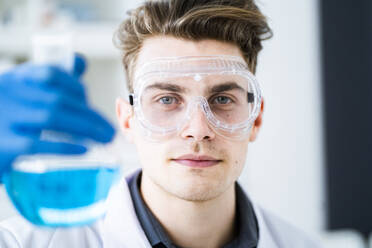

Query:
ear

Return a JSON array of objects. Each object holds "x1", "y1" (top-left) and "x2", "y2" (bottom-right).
[
  {"x1": 116, "y1": 97, "x2": 135, "y2": 143},
  {"x1": 249, "y1": 98, "x2": 264, "y2": 142}
]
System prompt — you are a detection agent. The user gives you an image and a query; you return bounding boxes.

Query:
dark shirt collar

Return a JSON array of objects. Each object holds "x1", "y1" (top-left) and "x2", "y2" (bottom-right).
[{"x1": 128, "y1": 170, "x2": 259, "y2": 248}]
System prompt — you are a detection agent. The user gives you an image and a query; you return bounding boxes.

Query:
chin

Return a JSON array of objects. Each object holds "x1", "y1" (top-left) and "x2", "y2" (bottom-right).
[
  {"x1": 175, "y1": 191, "x2": 221, "y2": 202},
  {"x1": 158, "y1": 162, "x2": 234, "y2": 202},
  {"x1": 166, "y1": 178, "x2": 229, "y2": 202}
]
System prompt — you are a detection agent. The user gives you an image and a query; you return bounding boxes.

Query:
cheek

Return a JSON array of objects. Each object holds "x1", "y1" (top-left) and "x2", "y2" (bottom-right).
[
  {"x1": 135, "y1": 141, "x2": 165, "y2": 167},
  {"x1": 131, "y1": 122, "x2": 164, "y2": 166},
  {"x1": 228, "y1": 142, "x2": 249, "y2": 171}
]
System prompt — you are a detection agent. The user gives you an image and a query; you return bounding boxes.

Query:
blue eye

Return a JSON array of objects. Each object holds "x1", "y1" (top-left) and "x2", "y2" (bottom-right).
[
  {"x1": 159, "y1": 96, "x2": 178, "y2": 105},
  {"x1": 213, "y1": 96, "x2": 232, "y2": 104}
]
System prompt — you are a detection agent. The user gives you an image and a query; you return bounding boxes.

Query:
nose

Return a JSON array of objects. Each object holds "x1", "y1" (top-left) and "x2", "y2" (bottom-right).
[{"x1": 179, "y1": 103, "x2": 216, "y2": 142}]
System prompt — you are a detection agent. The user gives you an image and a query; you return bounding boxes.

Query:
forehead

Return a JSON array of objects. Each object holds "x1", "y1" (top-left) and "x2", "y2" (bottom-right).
[{"x1": 134, "y1": 35, "x2": 244, "y2": 87}]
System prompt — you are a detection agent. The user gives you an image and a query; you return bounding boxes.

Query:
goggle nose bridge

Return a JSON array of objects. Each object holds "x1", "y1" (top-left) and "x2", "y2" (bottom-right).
[{"x1": 184, "y1": 96, "x2": 211, "y2": 121}]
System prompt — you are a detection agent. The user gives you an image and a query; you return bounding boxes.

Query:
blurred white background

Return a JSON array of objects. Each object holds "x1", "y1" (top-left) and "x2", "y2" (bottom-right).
[{"x1": 0, "y1": 0, "x2": 369, "y2": 247}]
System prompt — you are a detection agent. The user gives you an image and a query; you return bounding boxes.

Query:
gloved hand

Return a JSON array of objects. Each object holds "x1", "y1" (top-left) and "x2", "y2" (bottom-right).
[{"x1": 0, "y1": 54, "x2": 116, "y2": 178}]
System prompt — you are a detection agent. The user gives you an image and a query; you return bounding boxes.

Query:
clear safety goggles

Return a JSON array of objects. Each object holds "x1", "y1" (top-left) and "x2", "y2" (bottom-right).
[{"x1": 129, "y1": 55, "x2": 262, "y2": 141}]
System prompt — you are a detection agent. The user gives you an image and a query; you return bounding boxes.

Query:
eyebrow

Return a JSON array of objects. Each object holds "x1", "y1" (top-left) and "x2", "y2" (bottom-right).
[
  {"x1": 144, "y1": 82, "x2": 189, "y2": 93},
  {"x1": 144, "y1": 82, "x2": 245, "y2": 94},
  {"x1": 209, "y1": 82, "x2": 245, "y2": 94}
]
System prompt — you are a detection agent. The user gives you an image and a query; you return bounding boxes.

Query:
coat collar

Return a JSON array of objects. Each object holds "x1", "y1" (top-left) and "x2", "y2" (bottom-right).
[
  {"x1": 100, "y1": 168, "x2": 279, "y2": 248},
  {"x1": 101, "y1": 168, "x2": 152, "y2": 247}
]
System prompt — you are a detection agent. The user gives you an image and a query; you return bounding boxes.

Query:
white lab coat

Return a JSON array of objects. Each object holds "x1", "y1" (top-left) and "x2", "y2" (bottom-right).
[{"x1": 0, "y1": 169, "x2": 322, "y2": 248}]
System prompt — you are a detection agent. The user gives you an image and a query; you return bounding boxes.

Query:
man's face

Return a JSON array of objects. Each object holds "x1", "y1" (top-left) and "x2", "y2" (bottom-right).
[{"x1": 117, "y1": 36, "x2": 262, "y2": 201}]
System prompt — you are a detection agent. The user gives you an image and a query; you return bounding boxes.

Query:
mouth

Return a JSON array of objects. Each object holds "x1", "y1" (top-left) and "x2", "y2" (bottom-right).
[{"x1": 171, "y1": 154, "x2": 222, "y2": 168}]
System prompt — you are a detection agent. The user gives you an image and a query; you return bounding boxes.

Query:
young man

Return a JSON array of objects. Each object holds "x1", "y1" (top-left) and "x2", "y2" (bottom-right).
[{"x1": 0, "y1": 0, "x2": 322, "y2": 247}]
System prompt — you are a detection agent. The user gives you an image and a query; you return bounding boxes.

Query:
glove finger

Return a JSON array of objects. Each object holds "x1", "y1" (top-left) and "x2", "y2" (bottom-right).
[
  {"x1": 8, "y1": 89, "x2": 115, "y2": 143},
  {"x1": 0, "y1": 127, "x2": 85, "y2": 157},
  {"x1": 1, "y1": 80, "x2": 87, "y2": 108},
  {"x1": 49, "y1": 105, "x2": 116, "y2": 143},
  {"x1": 72, "y1": 53, "x2": 87, "y2": 78},
  {"x1": 11, "y1": 64, "x2": 86, "y2": 101},
  {"x1": 2, "y1": 87, "x2": 84, "y2": 126},
  {"x1": 31, "y1": 140, "x2": 87, "y2": 155}
]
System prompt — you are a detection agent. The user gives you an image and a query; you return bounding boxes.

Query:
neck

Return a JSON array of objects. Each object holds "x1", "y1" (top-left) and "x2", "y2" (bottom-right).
[{"x1": 140, "y1": 172, "x2": 237, "y2": 248}]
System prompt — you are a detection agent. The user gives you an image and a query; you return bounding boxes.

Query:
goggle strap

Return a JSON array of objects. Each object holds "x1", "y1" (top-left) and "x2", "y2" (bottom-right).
[
  {"x1": 248, "y1": 92, "x2": 254, "y2": 103},
  {"x1": 130, "y1": 93, "x2": 253, "y2": 103},
  {"x1": 129, "y1": 94, "x2": 134, "y2": 105}
]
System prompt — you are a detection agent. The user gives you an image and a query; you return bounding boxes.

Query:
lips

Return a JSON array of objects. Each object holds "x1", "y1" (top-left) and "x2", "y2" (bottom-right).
[{"x1": 172, "y1": 154, "x2": 222, "y2": 168}]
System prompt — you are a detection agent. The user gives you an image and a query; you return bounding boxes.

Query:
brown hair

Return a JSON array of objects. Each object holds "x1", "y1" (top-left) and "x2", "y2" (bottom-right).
[{"x1": 113, "y1": 0, "x2": 272, "y2": 93}]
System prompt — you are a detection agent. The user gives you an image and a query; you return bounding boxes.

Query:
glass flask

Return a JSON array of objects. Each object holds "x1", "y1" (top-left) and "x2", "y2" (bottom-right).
[{"x1": 2, "y1": 32, "x2": 121, "y2": 227}]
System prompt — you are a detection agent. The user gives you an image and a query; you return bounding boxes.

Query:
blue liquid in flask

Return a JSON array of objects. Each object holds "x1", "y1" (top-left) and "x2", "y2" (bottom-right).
[
  {"x1": 3, "y1": 165, "x2": 120, "y2": 227},
  {"x1": 12, "y1": 33, "x2": 121, "y2": 227}
]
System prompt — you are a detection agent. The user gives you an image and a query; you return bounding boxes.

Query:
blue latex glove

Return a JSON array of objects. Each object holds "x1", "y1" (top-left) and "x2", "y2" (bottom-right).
[{"x1": 0, "y1": 54, "x2": 116, "y2": 178}]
